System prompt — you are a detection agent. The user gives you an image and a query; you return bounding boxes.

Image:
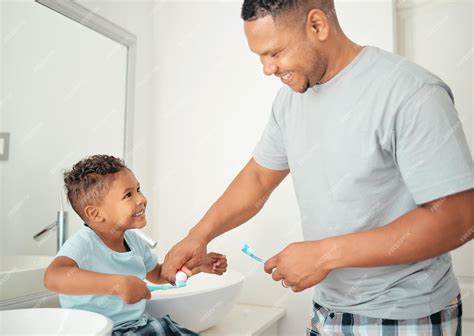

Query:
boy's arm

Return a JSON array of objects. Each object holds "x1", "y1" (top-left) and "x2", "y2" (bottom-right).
[
  {"x1": 44, "y1": 256, "x2": 122, "y2": 295},
  {"x1": 44, "y1": 256, "x2": 150, "y2": 303},
  {"x1": 146, "y1": 263, "x2": 201, "y2": 284},
  {"x1": 145, "y1": 263, "x2": 168, "y2": 284},
  {"x1": 146, "y1": 253, "x2": 227, "y2": 283},
  {"x1": 145, "y1": 264, "x2": 201, "y2": 283}
]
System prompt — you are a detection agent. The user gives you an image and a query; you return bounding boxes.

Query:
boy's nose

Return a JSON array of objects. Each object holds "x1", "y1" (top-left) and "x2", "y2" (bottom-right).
[{"x1": 137, "y1": 194, "x2": 147, "y2": 205}]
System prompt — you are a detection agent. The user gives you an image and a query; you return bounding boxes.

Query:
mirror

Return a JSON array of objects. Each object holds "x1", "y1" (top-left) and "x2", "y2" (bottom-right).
[{"x1": 0, "y1": 0, "x2": 136, "y2": 256}]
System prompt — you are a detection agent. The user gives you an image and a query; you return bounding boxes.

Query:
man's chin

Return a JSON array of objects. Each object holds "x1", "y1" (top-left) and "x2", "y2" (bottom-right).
[
  {"x1": 286, "y1": 79, "x2": 310, "y2": 93},
  {"x1": 289, "y1": 84, "x2": 309, "y2": 94}
]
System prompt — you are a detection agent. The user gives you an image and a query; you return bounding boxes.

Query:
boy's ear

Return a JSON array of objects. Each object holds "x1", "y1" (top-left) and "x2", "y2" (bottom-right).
[{"x1": 84, "y1": 205, "x2": 105, "y2": 223}]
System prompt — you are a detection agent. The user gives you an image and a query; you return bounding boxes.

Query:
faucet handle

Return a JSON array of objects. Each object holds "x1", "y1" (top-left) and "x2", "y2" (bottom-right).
[
  {"x1": 33, "y1": 220, "x2": 57, "y2": 241},
  {"x1": 33, "y1": 210, "x2": 68, "y2": 253}
]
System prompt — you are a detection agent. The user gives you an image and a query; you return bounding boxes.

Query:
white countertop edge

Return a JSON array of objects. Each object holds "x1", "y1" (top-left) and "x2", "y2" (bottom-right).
[{"x1": 201, "y1": 303, "x2": 286, "y2": 336}]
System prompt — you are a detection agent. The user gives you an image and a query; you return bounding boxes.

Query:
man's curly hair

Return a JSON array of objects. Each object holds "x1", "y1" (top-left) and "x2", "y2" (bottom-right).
[
  {"x1": 241, "y1": 0, "x2": 335, "y2": 23},
  {"x1": 64, "y1": 154, "x2": 127, "y2": 221}
]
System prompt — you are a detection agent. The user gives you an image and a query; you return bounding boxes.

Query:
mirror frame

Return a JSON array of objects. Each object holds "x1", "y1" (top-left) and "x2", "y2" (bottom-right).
[{"x1": 35, "y1": 0, "x2": 137, "y2": 166}]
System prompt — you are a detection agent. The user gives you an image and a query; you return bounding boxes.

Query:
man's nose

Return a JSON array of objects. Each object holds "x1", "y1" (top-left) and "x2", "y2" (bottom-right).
[{"x1": 261, "y1": 58, "x2": 277, "y2": 76}]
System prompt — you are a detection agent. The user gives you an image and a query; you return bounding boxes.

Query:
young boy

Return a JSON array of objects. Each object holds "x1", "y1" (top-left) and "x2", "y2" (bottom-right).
[{"x1": 44, "y1": 155, "x2": 227, "y2": 335}]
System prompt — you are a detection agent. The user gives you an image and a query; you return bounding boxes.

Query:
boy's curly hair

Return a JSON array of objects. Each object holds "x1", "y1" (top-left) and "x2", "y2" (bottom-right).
[{"x1": 64, "y1": 154, "x2": 127, "y2": 221}]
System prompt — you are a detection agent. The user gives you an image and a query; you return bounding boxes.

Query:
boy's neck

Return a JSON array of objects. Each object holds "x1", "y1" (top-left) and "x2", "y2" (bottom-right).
[{"x1": 85, "y1": 223, "x2": 130, "y2": 253}]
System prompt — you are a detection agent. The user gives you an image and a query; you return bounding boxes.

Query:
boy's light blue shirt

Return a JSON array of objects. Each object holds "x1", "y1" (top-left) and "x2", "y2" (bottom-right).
[
  {"x1": 56, "y1": 225, "x2": 158, "y2": 329},
  {"x1": 253, "y1": 46, "x2": 474, "y2": 319}
]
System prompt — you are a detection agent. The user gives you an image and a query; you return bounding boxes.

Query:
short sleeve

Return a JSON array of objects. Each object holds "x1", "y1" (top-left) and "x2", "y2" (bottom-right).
[
  {"x1": 253, "y1": 98, "x2": 289, "y2": 170},
  {"x1": 142, "y1": 243, "x2": 158, "y2": 273},
  {"x1": 393, "y1": 84, "x2": 474, "y2": 204},
  {"x1": 130, "y1": 232, "x2": 158, "y2": 273},
  {"x1": 56, "y1": 231, "x2": 95, "y2": 267}
]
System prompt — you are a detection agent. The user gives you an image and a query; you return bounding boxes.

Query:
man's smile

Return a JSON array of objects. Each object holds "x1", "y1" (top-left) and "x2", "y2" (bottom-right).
[{"x1": 279, "y1": 71, "x2": 294, "y2": 84}]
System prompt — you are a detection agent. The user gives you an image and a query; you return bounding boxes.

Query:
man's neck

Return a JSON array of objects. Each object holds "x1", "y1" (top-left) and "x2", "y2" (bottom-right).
[{"x1": 319, "y1": 37, "x2": 363, "y2": 85}]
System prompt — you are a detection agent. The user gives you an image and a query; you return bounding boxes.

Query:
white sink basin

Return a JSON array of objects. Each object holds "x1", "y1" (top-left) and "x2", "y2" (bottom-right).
[
  {"x1": 0, "y1": 308, "x2": 113, "y2": 335},
  {"x1": 0, "y1": 256, "x2": 54, "y2": 301},
  {"x1": 146, "y1": 270, "x2": 244, "y2": 332}
]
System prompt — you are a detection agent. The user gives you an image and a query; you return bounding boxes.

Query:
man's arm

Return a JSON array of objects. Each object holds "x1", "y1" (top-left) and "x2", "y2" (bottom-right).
[
  {"x1": 265, "y1": 189, "x2": 474, "y2": 292},
  {"x1": 327, "y1": 188, "x2": 474, "y2": 269},
  {"x1": 161, "y1": 158, "x2": 288, "y2": 281},
  {"x1": 189, "y1": 158, "x2": 289, "y2": 243}
]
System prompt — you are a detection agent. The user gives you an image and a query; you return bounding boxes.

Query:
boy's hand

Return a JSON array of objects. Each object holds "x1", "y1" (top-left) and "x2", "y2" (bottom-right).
[
  {"x1": 200, "y1": 252, "x2": 227, "y2": 275},
  {"x1": 116, "y1": 275, "x2": 151, "y2": 304}
]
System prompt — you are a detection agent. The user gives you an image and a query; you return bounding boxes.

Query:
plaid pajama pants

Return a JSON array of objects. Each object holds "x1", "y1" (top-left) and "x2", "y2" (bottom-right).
[
  {"x1": 112, "y1": 314, "x2": 198, "y2": 336},
  {"x1": 307, "y1": 294, "x2": 462, "y2": 336}
]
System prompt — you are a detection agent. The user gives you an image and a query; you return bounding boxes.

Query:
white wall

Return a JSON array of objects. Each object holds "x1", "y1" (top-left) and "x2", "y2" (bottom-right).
[
  {"x1": 77, "y1": 0, "x2": 158, "y2": 238},
  {"x1": 150, "y1": 1, "x2": 395, "y2": 335},
  {"x1": 150, "y1": 0, "x2": 298, "y2": 309}
]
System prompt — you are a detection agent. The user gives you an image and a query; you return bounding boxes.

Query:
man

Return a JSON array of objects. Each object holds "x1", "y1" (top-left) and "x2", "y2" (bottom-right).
[{"x1": 162, "y1": 0, "x2": 474, "y2": 334}]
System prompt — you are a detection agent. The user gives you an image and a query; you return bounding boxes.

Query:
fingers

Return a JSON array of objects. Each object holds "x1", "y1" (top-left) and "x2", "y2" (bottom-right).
[
  {"x1": 207, "y1": 252, "x2": 224, "y2": 259},
  {"x1": 271, "y1": 268, "x2": 284, "y2": 281},
  {"x1": 162, "y1": 254, "x2": 187, "y2": 282},
  {"x1": 208, "y1": 252, "x2": 227, "y2": 266},
  {"x1": 180, "y1": 266, "x2": 193, "y2": 277},
  {"x1": 205, "y1": 252, "x2": 228, "y2": 275},
  {"x1": 212, "y1": 258, "x2": 227, "y2": 267},
  {"x1": 212, "y1": 259, "x2": 227, "y2": 275},
  {"x1": 264, "y1": 254, "x2": 278, "y2": 274},
  {"x1": 140, "y1": 278, "x2": 152, "y2": 299},
  {"x1": 183, "y1": 256, "x2": 204, "y2": 275},
  {"x1": 213, "y1": 266, "x2": 227, "y2": 275}
]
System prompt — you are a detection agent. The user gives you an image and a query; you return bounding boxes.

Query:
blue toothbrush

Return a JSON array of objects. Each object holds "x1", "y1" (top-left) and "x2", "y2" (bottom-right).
[
  {"x1": 241, "y1": 243, "x2": 264, "y2": 263},
  {"x1": 147, "y1": 282, "x2": 187, "y2": 292}
]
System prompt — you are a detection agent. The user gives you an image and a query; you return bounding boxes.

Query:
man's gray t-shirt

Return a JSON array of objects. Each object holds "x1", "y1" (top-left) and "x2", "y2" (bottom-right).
[{"x1": 253, "y1": 46, "x2": 474, "y2": 319}]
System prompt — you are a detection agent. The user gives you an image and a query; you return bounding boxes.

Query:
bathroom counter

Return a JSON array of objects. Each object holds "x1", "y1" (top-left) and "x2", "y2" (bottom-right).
[{"x1": 201, "y1": 303, "x2": 286, "y2": 336}]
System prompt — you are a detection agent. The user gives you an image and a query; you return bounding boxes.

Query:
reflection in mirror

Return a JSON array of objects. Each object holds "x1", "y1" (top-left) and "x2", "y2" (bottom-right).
[{"x1": 0, "y1": 0, "x2": 136, "y2": 258}]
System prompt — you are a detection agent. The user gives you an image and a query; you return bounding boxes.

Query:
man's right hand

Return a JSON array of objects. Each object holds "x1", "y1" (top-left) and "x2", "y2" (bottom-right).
[{"x1": 161, "y1": 235, "x2": 208, "y2": 283}]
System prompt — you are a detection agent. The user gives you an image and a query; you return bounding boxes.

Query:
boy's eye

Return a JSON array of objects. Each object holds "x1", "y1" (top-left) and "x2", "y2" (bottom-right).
[
  {"x1": 124, "y1": 192, "x2": 132, "y2": 199},
  {"x1": 137, "y1": 187, "x2": 141, "y2": 192}
]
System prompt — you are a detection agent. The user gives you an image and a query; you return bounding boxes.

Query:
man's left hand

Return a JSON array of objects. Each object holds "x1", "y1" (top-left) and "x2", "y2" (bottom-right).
[{"x1": 264, "y1": 241, "x2": 336, "y2": 292}]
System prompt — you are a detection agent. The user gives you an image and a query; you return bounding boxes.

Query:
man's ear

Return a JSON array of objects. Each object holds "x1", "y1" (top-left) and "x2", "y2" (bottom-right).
[
  {"x1": 84, "y1": 205, "x2": 105, "y2": 223},
  {"x1": 306, "y1": 9, "x2": 330, "y2": 41}
]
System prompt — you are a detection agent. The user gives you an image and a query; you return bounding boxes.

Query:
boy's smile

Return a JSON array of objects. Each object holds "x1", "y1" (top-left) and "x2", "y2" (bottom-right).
[
  {"x1": 85, "y1": 168, "x2": 148, "y2": 250},
  {"x1": 104, "y1": 168, "x2": 148, "y2": 229},
  {"x1": 132, "y1": 209, "x2": 146, "y2": 217}
]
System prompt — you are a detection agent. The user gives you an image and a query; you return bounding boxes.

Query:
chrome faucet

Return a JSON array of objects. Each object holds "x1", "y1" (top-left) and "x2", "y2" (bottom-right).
[{"x1": 33, "y1": 192, "x2": 69, "y2": 252}]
